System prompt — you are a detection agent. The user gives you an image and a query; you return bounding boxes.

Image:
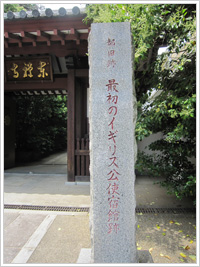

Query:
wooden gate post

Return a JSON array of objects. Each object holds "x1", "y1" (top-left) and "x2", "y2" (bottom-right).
[{"x1": 67, "y1": 69, "x2": 75, "y2": 181}]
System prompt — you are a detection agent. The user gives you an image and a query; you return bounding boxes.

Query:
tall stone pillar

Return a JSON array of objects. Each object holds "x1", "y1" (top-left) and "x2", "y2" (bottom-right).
[{"x1": 89, "y1": 22, "x2": 138, "y2": 263}]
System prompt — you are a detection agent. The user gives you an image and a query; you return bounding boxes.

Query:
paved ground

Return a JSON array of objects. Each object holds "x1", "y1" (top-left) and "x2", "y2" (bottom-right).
[
  {"x1": 2, "y1": 152, "x2": 197, "y2": 265},
  {"x1": 4, "y1": 150, "x2": 67, "y2": 174},
  {"x1": 4, "y1": 173, "x2": 194, "y2": 208}
]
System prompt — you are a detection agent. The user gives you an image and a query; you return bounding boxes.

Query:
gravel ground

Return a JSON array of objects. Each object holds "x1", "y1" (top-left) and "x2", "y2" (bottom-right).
[{"x1": 136, "y1": 212, "x2": 196, "y2": 264}]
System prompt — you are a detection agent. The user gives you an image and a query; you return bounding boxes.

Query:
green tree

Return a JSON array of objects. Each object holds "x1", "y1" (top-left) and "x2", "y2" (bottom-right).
[
  {"x1": 84, "y1": 4, "x2": 196, "y2": 204},
  {"x1": 15, "y1": 95, "x2": 68, "y2": 162},
  {"x1": 4, "y1": 4, "x2": 23, "y2": 12},
  {"x1": 4, "y1": 3, "x2": 38, "y2": 12}
]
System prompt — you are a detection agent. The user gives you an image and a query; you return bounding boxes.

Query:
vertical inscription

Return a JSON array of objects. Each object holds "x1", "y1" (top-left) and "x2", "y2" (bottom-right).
[{"x1": 105, "y1": 38, "x2": 120, "y2": 234}]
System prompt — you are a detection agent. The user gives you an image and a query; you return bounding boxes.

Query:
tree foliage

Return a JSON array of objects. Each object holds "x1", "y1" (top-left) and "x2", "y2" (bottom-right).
[
  {"x1": 15, "y1": 96, "x2": 67, "y2": 162},
  {"x1": 4, "y1": 3, "x2": 39, "y2": 12},
  {"x1": 4, "y1": 4, "x2": 23, "y2": 12},
  {"x1": 85, "y1": 4, "x2": 196, "y2": 204}
]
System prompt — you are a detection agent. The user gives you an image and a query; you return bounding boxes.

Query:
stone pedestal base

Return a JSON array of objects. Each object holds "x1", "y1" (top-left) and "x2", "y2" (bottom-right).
[
  {"x1": 137, "y1": 250, "x2": 154, "y2": 263},
  {"x1": 77, "y1": 248, "x2": 153, "y2": 264}
]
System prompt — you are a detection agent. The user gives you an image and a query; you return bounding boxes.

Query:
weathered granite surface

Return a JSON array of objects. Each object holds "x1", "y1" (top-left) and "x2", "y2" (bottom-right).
[{"x1": 89, "y1": 22, "x2": 137, "y2": 263}]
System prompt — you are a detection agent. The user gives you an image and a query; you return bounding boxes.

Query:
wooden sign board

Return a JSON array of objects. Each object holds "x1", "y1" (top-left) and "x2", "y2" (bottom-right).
[{"x1": 5, "y1": 56, "x2": 53, "y2": 82}]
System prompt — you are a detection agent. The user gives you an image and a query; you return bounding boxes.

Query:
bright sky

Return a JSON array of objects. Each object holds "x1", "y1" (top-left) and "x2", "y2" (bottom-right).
[{"x1": 158, "y1": 46, "x2": 168, "y2": 55}]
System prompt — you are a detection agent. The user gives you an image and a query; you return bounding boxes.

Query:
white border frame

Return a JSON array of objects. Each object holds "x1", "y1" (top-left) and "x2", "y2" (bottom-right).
[{"x1": 1, "y1": 1, "x2": 199, "y2": 267}]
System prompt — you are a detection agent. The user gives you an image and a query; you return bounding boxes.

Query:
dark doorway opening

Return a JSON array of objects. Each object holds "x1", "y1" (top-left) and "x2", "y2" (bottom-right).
[{"x1": 4, "y1": 93, "x2": 68, "y2": 175}]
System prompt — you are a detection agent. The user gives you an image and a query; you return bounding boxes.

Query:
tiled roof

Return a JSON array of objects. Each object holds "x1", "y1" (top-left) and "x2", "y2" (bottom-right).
[{"x1": 4, "y1": 6, "x2": 86, "y2": 20}]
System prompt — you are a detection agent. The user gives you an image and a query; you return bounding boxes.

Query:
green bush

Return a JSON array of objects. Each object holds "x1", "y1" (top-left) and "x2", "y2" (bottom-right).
[{"x1": 136, "y1": 150, "x2": 196, "y2": 206}]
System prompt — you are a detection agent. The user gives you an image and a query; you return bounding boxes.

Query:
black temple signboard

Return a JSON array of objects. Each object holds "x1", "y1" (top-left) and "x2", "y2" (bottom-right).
[{"x1": 5, "y1": 56, "x2": 53, "y2": 82}]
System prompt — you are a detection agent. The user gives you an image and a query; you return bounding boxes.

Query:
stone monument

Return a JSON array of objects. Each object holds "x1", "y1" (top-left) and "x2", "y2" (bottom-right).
[{"x1": 88, "y1": 22, "x2": 138, "y2": 263}]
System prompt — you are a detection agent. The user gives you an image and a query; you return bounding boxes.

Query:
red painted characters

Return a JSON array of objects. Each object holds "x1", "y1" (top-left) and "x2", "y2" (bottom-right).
[
  {"x1": 106, "y1": 38, "x2": 121, "y2": 234},
  {"x1": 106, "y1": 82, "x2": 120, "y2": 233}
]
